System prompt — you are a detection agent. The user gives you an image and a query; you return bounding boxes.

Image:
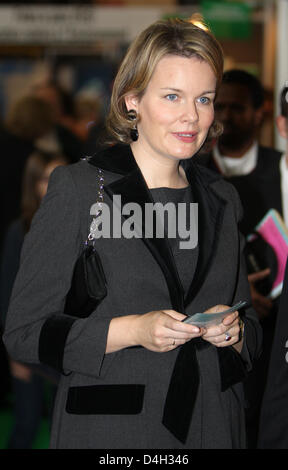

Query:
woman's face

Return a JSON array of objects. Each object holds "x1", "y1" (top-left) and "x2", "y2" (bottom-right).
[{"x1": 126, "y1": 54, "x2": 216, "y2": 163}]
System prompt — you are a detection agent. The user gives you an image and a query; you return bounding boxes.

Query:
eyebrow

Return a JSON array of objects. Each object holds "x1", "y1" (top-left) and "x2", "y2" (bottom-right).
[{"x1": 160, "y1": 87, "x2": 216, "y2": 94}]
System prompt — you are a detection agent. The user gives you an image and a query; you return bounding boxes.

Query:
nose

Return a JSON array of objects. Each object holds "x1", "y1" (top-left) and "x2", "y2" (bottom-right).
[{"x1": 179, "y1": 101, "x2": 199, "y2": 124}]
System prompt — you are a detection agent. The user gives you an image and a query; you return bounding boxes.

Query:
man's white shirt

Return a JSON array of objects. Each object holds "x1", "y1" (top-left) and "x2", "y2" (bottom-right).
[
  {"x1": 212, "y1": 141, "x2": 258, "y2": 177},
  {"x1": 213, "y1": 142, "x2": 288, "y2": 228}
]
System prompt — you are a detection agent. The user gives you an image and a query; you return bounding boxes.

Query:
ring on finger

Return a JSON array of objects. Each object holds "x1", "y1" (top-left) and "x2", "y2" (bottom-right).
[
  {"x1": 225, "y1": 332, "x2": 232, "y2": 342},
  {"x1": 172, "y1": 339, "x2": 176, "y2": 346}
]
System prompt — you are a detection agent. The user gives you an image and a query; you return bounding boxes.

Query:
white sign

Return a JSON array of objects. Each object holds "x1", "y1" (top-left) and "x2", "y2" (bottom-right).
[{"x1": 0, "y1": 5, "x2": 164, "y2": 44}]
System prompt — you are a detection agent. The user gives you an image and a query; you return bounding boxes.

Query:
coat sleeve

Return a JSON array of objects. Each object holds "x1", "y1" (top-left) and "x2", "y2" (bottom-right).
[{"x1": 2, "y1": 165, "x2": 112, "y2": 378}]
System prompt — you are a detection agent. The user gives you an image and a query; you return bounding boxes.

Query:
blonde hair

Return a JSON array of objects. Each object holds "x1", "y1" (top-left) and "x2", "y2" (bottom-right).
[{"x1": 106, "y1": 18, "x2": 224, "y2": 144}]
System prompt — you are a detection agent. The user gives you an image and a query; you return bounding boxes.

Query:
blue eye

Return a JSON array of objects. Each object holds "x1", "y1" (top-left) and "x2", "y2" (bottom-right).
[
  {"x1": 198, "y1": 96, "x2": 210, "y2": 104},
  {"x1": 166, "y1": 94, "x2": 178, "y2": 101}
]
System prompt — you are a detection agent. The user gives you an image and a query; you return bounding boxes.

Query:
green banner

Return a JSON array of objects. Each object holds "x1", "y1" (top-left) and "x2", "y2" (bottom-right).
[{"x1": 201, "y1": 1, "x2": 252, "y2": 39}]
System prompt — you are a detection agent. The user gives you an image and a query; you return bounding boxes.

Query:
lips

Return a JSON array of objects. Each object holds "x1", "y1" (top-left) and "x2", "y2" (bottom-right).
[{"x1": 172, "y1": 132, "x2": 198, "y2": 143}]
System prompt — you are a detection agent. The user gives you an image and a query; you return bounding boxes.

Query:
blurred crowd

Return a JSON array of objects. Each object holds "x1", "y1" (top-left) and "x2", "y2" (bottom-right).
[{"x1": 0, "y1": 80, "x2": 105, "y2": 249}]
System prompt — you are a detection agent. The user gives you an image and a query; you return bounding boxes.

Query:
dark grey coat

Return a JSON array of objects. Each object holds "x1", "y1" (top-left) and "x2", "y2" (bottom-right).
[{"x1": 3, "y1": 144, "x2": 261, "y2": 449}]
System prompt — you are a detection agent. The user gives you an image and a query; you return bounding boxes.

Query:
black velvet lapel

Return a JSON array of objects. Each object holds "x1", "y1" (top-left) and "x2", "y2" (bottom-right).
[
  {"x1": 162, "y1": 338, "x2": 199, "y2": 443},
  {"x1": 104, "y1": 166, "x2": 185, "y2": 313},
  {"x1": 183, "y1": 162, "x2": 226, "y2": 309},
  {"x1": 89, "y1": 143, "x2": 138, "y2": 175}
]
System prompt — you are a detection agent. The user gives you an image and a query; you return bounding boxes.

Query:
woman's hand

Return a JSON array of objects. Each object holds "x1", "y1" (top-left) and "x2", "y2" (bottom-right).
[
  {"x1": 201, "y1": 304, "x2": 243, "y2": 350},
  {"x1": 133, "y1": 310, "x2": 204, "y2": 352},
  {"x1": 106, "y1": 310, "x2": 204, "y2": 354}
]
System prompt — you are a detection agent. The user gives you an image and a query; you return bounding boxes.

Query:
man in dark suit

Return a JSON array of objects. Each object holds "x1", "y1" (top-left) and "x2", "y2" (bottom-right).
[
  {"x1": 195, "y1": 70, "x2": 283, "y2": 315},
  {"x1": 258, "y1": 85, "x2": 288, "y2": 448},
  {"x1": 194, "y1": 69, "x2": 283, "y2": 447}
]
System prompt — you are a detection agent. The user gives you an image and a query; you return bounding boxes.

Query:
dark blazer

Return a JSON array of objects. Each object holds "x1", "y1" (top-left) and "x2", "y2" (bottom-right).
[
  {"x1": 3, "y1": 144, "x2": 261, "y2": 449},
  {"x1": 194, "y1": 145, "x2": 283, "y2": 236}
]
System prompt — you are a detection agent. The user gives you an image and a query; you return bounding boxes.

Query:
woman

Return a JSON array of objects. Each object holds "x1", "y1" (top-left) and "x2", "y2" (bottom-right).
[
  {"x1": 0, "y1": 150, "x2": 66, "y2": 448},
  {"x1": 3, "y1": 19, "x2": 261, "y2": 449}
]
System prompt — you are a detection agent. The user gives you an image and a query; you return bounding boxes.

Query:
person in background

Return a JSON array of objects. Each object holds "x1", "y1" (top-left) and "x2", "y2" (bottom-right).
[
  {"x1": 0, "y1": 95, "x2": 55, "y2": 249},
  {"x1": 72, "y1": 92, "x2": 106, "y2": 156},
  {"x1": 258, "y1": 85, "x2": 288, "y2": 448},
  {"x1": 194, "y1": 70, "x2": 285, "y2": 448},
  {"x1": 276, "y1": 85, "x2": 288, "y2": 227},
  {"x1": 33, "y1": 81, "x2": 82, "y2": 163},
  {"x1": 195, "y1": 69, "x2": 283, "y2": 319},
  {"x1": 3, "y1": 19, "x2": 261, "y2": 449},
  {"x1": 72, "y1": 93, "x2": 104, "y2": 142},
  {"x1": 0, "y1": 150, "x2": 66, "y2": 449}
]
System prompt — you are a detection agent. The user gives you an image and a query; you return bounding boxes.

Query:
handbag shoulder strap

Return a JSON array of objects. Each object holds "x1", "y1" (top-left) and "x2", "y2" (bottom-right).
[{"x1": 81, "y1": 157, "x2": 105, "y2": 245}]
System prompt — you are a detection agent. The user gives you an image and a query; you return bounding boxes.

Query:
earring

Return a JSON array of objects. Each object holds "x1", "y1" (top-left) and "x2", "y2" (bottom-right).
[{"x1": 127, "y1": 109, "x2": 139, "y2": 142}]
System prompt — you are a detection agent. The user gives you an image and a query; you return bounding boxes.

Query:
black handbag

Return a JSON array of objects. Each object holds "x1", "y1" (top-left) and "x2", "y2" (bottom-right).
[{"x1": 64, "y1": 165, "x2": 107, "y2": 318}]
